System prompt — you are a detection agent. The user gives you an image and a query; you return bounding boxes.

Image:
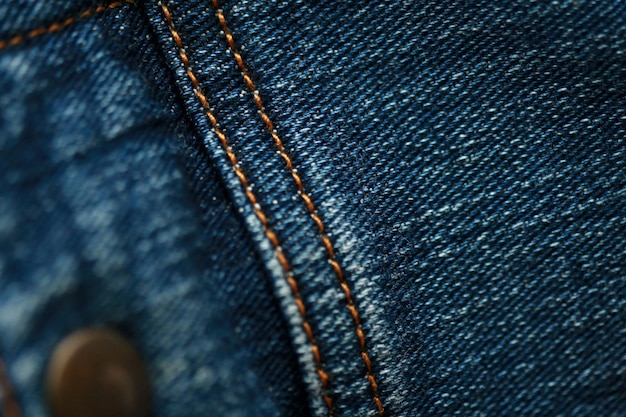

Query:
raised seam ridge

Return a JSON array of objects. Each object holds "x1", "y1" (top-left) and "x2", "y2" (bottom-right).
[
  {"x1": 211, "y1": 2, "x2": 385, "y2": 415},
  {"x1": 158, "y1": 2, "x2": 336, "y2": 415}
]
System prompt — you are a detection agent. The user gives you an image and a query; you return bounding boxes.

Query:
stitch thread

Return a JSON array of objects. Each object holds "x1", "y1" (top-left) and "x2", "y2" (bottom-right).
[
  {"x1": 0, "y1": 358, "x2": 21, "y2": 417},
  {"x1": 0, "y1": 0, "x2": 134, "y2": 50},
  {"x1": 158, "y1": 2, "x2": 335, "y2": 415},
  {"x1": 212, "y1": 3, "x2": 385, "y2": 415}
]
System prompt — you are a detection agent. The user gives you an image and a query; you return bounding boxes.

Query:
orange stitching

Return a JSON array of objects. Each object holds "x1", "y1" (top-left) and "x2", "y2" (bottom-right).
[
  {"x1": 0, "y1": 358, "x2": 21, "y2": 417},
  {"x1": 158, "y1": 2, "x2": 335, "y2": 415},
  {"x1": 0, "y1": 0, "x2": 134, "y2": 51},
  {"x1": 212, "y1": 3, "x2": 385, "y2": 415}
]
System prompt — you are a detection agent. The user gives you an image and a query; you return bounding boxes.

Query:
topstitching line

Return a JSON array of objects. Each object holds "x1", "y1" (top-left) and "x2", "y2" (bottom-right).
[
  {"x1": 157, "y1": 2, "x2": 335, "y2": 415},
  {"x1": 0, "y1": 0, "x2": 134, "y2": 51},
  {"x1": 211, "y1": 2, "x2": 385, "y2": 415}
]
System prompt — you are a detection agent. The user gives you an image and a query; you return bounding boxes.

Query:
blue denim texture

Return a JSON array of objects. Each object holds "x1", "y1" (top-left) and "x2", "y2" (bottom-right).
[
  {"x1": 0, "y1": 1, "x2": 307, "y2": 416},
  {"x1": 1, "y1": 0, "x2": 626, "y2": 416}
]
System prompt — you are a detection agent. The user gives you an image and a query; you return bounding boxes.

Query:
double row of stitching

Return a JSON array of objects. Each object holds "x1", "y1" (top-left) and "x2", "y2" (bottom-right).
[
  {"x1": 211, "y1": 2, "x2": 385, "y2": 415},
  {"x1": 157, "y1": 2, "x2": 336, "y2": 415},
  {"x1": 0, "y1": 358, "x2": 21, "y2": 417},
  {"x1": 0, "y1": 0, "x2": 134, "y2": 51}
]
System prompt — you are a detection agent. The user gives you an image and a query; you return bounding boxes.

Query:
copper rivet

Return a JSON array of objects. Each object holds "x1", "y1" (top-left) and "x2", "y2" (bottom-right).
[{"x1": 46, "y1": 328, "x2": 151, "y2": 417}]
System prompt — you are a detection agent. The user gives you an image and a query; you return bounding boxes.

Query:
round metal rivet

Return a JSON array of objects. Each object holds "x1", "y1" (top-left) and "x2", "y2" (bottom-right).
[{"x1": 46, "y1": 328, "x2": 151, "y2": 417}]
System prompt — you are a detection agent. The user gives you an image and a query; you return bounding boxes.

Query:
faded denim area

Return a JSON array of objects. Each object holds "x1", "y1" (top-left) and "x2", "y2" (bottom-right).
[{"x1": 0, "y1": 1, "x2": 308, "y2": 417}]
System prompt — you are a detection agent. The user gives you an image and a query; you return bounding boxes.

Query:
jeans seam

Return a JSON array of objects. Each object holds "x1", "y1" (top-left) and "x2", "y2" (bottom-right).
[
  {"x1": 0, "y1": 0, "x2": 135, "y2": 51},
  {"x1": 0, "y1": 358, "x2": 21, "y2": 417},
  {"x1": 211, "y1": 3, "x2": 385, "y2": 415},
  {"x1": 157, "y1": 2, "x2": 336, "y2": 415}
]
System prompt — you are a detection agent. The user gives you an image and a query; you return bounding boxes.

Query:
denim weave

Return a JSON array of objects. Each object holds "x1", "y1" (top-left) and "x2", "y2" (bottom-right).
[
  {"x1": 0, "y1": 0, "x2": 625, "y2": 416},
  {"x1": 0, "y1": 1, "x2": 306, "y2": 416},
  {"x1": 215, "y1": 1, "x2": 626, "y2": 415}
]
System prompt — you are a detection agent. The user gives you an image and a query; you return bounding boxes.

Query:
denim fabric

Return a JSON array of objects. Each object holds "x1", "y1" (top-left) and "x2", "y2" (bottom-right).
[
  {"x1": 0, "y1": 2, "x2": 307, "y2": 417},
  {"x1": 207, "y1": 1, "x2": 626, "y2": 416},
  {"x1": 1, "y1": 0, "x2": 626, "y2": 417}
]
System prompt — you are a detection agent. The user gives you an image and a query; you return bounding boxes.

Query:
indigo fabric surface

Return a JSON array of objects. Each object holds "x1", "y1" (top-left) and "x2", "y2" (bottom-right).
[
  {"x1": 0, "y1": 1, "x2": 307, "y2": 417},
  {"x1": 1, "y1": 1, "x2": 626, "y2": 417}
]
